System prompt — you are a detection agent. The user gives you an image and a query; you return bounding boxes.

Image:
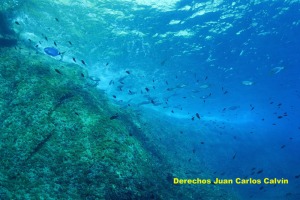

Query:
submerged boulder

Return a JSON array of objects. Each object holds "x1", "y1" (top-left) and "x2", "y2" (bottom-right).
[
  {"x1": 0, "y1": 46, "x2": 156, "y2": 199},
  {"x1": 0, "y1": 46, "x2": 237, "y2": 199}
]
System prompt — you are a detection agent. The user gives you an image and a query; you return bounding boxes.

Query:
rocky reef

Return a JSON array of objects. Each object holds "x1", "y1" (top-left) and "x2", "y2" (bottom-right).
[{"x1": 0, "y1": 44, "x2": 237, "y2": 199}]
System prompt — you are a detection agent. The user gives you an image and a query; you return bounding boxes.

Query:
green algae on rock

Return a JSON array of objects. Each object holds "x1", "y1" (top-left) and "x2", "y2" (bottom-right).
[{"x1": 0, "y1": 46, "x2": 237, "y2": 199}]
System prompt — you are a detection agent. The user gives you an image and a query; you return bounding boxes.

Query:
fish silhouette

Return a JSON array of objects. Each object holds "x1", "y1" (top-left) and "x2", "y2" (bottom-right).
[{"x1": 44, "y1": 47, "x2": 65, "y2": 60}]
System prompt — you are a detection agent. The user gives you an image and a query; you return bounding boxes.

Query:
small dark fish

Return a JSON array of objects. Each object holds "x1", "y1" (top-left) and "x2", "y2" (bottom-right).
[
  {"x1": 251, "y1": 167, "x2": 256, "y2": 171},
  {"x1": 106, "y1": 62, "x2": 109, "y2": 66},
  {"x1": 278, "y1": 116, "x2": 283, "y2": 119},
  {"x1": 45, "y1": 36, "x2": 48, "y2": 41},
  {"x1": 81, "y1": 60, "x2": 86, "y2": 65},
  {"x1": 125, "y1": 70, "x2": 130, "y2": 74},
  {"x1": 112, "y1": 95, "x2": 116, "y2": 98},
  {"x1": 72, "y1": 57, "x2": 76, "y2": 62},
  {"x1": 278, "y1": 103, "x2": 282, "y2": 107},
  {"x1": 281, "y1": 145, "x2": 286, "y2": 149},
  {"x1": 205, "y1": 76, "x2": 208, "y2": 80},
  {"x1": 54, "y1": 41, "x2": 57, "y2": 46},
  {"x1": 200, "y1": 142, "x2": 204, "y2": 144},
  {"x1": 196, "y1": 113, "x2": 200, "y2": 119},
  {"x1": 295, "y1": 174, "x2": 300, "y2": 179},
  {"x1": 188, "y1": 158, "x2": 191, "y2": 162},
  {"x1": 74, "y1": 112, "x2": 79, "y2": 116},
  {"x1": 232, "y1": 153, "x2": 236, "y2": 160},
  {"x1": 145, "y1": 87, "x2": 149, "y2": 92},
  {"x1": 257, "y1": 169, "x2": 263, "y2": 174},
  {"x1": 55, "y1": 18, "x2": 59, "y2": 22},
  {"x1": 28, "y1": 39, "x2": 32, "y2": 42},
  {"x1": 55, "y1": 69, "x2": 62, "y2": 75},
  {"x1": 171, "y1": 110, "x2": 174, "y2": 113},
  {"x1": 259, "y1": 186, "x2": 264, "y2": 190},
  {"x1": 110, "y1": 114, "x2": 119, "y2": 120},
  {"x1": 270, "y1": 101, "x2": 274, "y2": 104},
  {"x1": 191, "y1": 116, "x2": 195, "y2": 121},
  {"x1": 68, "y1": 41, "x2": 72, "y2": 45},
  {"x1": 192, "y1": 149, "x2": 196, "y2": 154},
  {"x1": 224, "y1": 91, "x2": 228, "y2": 94},
  {"x1": 15, "y1": 21, "x2": 20, "y2": 25},
  {"x1": 165, "y1": 81, "x2": 168, "y2": 85},
  {"x1": 81, "y1": 73, "x2": 84, "y2": 77},
  {"x1": 35, "y1": 44, "x2": 39, "y2": 48},
  {"x1": 109, "y1": 80, "x2": 114, "y2": 85}
]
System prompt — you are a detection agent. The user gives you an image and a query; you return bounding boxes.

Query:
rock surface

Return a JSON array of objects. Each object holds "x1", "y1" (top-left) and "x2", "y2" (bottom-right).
[{"x1": 0, "y1": 46, "x2": 236, "y2": 199}]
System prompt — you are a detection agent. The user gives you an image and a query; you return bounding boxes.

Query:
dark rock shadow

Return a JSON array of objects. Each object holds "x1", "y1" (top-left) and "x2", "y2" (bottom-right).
[{"x1": 0, "y1": 11, "x2": 17, "y2": 47}]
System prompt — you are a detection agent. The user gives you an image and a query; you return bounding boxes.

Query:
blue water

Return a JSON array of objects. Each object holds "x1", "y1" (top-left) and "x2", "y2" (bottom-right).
[{"x1": 10, "y1": 0, "x2": 300, "y2": 199}]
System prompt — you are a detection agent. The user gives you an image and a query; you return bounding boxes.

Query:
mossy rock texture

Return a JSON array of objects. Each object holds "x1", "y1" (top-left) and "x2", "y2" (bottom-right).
[
  {"x1": 0, "y1": 46, "x2": 158, "y2": 199},
  {"x1": 0, "y1": 46, "x2": 237, "y2": 199}
]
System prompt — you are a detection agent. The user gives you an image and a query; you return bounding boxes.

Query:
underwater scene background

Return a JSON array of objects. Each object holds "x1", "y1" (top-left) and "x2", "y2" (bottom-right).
[{"x1": 1, "y1": 0, "x2": 299, "y2": 199}]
